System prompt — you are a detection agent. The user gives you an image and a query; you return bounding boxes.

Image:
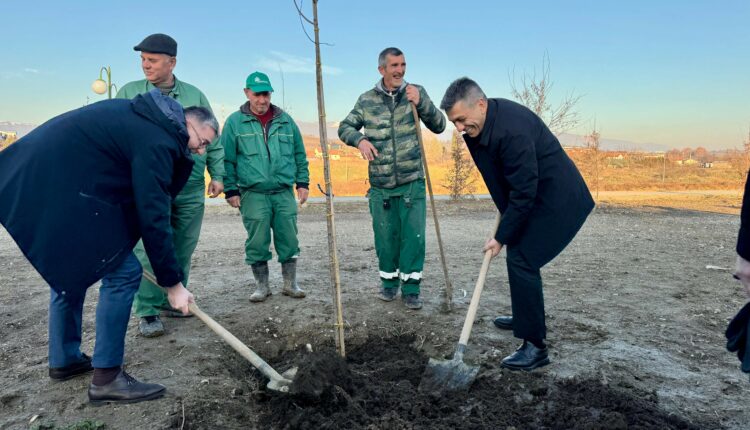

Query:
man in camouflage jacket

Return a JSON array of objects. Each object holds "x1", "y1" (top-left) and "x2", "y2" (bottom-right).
[{"x1": 338, "y1": 47, "x2": 445, "y2": 310}]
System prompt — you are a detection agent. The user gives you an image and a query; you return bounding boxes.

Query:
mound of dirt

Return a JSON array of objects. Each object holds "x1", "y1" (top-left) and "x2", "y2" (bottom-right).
[
  {"x1": 257, "y1": 336, "x2": 714, "y2": 430},
  {"x1": 289, "y1": 350, "x2": 353, "y2": 399}
]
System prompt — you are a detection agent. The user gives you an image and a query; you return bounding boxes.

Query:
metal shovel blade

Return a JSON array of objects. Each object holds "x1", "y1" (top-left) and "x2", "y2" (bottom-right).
[
  {"x1": 267, "y1": 367, "x2": 298, "y2": 393},
  {"x1": 419, "y1": 352, "x2": 479, "y2": 393}
]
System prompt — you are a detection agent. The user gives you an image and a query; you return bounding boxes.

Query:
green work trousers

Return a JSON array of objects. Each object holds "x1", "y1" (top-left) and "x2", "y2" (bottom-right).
[
  {"x1": 368, "y1": 179, "x2": 426, "y2": 295},
  {"x1": 239, "y1": 188, "x2": 299, "y2": 265},
  {"x1": 132, "y1": 184, "x2": 205, "y2": 318}
]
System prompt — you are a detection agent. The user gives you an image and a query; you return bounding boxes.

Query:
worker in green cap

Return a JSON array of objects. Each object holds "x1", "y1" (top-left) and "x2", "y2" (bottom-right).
[
  {"x1": 221, "y1": 71, "x2": 309, "y2": 302},
  {"x1": 116, "y1": 33, "x2": 225, "y2": 337}
]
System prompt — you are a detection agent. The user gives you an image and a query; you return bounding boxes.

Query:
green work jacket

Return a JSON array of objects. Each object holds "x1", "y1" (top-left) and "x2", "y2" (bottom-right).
[
  {"x1": 221, "y1": 104, "x2": 309, "y2": 195},
  {"x1": 338, "y1": 81, "x2": 445, "y2": 189},
  {"x1": 116, "y1": 76, "x2": 224, "y2": 192}
]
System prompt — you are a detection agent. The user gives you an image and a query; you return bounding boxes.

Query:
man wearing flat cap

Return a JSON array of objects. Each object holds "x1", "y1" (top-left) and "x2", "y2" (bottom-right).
[
  {"x1": 116, "y1": 33, "x2": 225, "y2": 338},
  {"x1": 220, "y1": 71, "x2": 309, "y2": 302}
]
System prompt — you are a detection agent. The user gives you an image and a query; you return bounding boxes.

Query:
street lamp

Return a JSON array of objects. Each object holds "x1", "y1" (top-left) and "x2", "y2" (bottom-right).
[{"x1": 91, "y1": 66, "x2": 117, "y2": 99}]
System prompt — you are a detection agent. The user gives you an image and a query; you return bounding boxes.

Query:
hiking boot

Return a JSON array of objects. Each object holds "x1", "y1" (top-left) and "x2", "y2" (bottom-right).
[
  {"x1": 378, "y1": 287, "x2": 398, "y2": 302},
  {"x1": 88, "y1": 370, "x2": 166, "y2": 406},
  {"x1": 402, "y1": 294, "x2": 423, "y2": 310},
  {"x1": 250, "y1": 262, "x2": 271, "y2": 302},
  {"x1": 138, "y1": 316, "x2": 164, "y2": 338},
  {"x1": 49, "y1": 353, "x2": 93, "y2": 381},
  {"x1": 281, "y1": 260, "x2": 306, "y2": 298}
]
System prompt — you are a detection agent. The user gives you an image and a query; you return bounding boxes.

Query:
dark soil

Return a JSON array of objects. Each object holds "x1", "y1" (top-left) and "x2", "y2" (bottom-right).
[
  {"x1": 3, "y1": 201, "x2": 747, "y2": 429},
  {"x1": 250, "y1": 336, "x2": 713, "y2": 430}
]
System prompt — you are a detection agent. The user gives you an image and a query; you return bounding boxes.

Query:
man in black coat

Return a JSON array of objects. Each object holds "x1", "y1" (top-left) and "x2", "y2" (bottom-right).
[
  {"x1": 441, "y1": 77, "x2": 594, "y2": 371},
  {"x1": 0, "y1": 89, "x2": 218, "y2": 404},
  {"x1": 728, "y1": 171, "x2": 750, "y2": 376},
  {"x1": 734, "y1": 171, "x2": 750, "y2": 300}
]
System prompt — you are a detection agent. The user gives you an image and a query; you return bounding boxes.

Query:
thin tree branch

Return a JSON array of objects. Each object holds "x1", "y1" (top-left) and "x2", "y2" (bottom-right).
[
  {"x1": 293, "y1": 0, "x2": 314, "y2": 24},
  {"x1": 293, "y1": 0, "x2": 335, "y2": 46}
]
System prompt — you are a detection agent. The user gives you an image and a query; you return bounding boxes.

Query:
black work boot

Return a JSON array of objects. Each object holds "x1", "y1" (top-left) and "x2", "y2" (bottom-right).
[
  {"x1": 402, "y1": 293, "x2": 423, "y2": 310},
  {"x1": 138, "y1": 315, "x2": 165, "y2": 338},
  {"x1": 281, "y1": 260, "x2": 306, "y2": 298},
  {"x1": 250, "y1": 262, "x2": 271, "y2": 302}
]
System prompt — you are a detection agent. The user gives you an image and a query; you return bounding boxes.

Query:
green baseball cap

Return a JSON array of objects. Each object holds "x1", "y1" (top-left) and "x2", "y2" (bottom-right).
[{"x1": 245, "y1": 71, "x2": 274, "y2": 93}]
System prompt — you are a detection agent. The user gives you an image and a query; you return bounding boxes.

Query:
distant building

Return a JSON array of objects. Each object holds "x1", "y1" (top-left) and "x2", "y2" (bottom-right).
[
  {"x1": 677, "y1": 158, "x2": 698, "y2": 166},
  {"x1": 0, "y1": 131, "x2": 17, "y2": 141},
  {"x1": 0, "y1": 131, "x2": 18, "y2": 151}
]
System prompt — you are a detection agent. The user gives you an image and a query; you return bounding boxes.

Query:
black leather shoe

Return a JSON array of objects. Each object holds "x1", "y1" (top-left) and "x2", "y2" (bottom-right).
[
  {"x1": 493, "y1": 316, "x2": 513, "y2": 330},
  {"x1": 49, "y1": 353, "x2": 93, "y2": 381},
  {"x1": 501, "y1": 341, "x2": 550, "y2": 371},
  {"x1": 88, "y1": 370, "x2": 166, "y2": 405}
]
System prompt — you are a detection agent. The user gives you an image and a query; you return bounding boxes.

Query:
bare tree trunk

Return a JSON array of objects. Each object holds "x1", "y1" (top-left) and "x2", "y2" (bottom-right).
[{"x1": 311, "y1": 0, "x2": 345, "y2": 357}]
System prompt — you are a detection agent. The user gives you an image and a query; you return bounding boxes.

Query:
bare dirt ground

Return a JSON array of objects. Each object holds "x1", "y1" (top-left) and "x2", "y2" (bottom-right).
[{"x1": 1, "y1": 197, "x2": 749, "y2": 429}]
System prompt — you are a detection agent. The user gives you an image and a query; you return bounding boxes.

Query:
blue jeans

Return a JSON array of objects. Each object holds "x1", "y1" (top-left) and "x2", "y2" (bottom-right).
[{"x1": 48, "y1": 252, "x2": 142, "y2": 369}]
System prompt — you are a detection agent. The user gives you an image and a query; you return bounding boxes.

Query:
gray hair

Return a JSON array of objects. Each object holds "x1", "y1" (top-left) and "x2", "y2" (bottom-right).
[
  {"x1": 440, "y1": 77, "x2": 487, "y2": 112},
  {"x1": 184, "y1": 106, "x2": 219, "y2": 136},
  {"x1": 378, "y1": 47, "x2": 404, "y2": 68}
]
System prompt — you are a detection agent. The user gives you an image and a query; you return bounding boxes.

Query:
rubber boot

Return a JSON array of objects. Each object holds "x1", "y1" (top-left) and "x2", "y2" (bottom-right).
[
  {"x1": 249, "y1": 262, "x2": 271, "y2": 303},
  {"x1": 281, "y1": 260, "x2": 306, "y2": 298}
]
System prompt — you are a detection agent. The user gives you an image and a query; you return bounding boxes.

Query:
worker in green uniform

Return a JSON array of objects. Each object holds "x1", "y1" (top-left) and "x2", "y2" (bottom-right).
[
  {"x1": 221, "y1": 71, "x2": 309, "y2": 302},
  {"x1": 338, "y1": 47, "x2": 445, "y2": 310},
  {"x1": 116, "y1": 33, "x2": 225, "y2": 337}
]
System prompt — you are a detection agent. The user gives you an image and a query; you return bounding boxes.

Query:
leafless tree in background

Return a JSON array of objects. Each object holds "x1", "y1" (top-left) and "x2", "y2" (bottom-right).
[
  {"x1": 731, "y1": 125, "x2": 750, "y2": 186},
  {"x1": 584, "y1": 127, "x2": 601, "y2": 199},
  {"x1": 509, "y1": 53, "x2": 582, "y2": 135},
  {"x1": 442, "y1": 130, "x2": 477, "y2": 200}
]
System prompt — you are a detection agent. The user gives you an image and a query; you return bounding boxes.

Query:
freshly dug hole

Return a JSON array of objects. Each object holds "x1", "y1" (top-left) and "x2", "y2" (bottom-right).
[{"x1": 258, "y1": 336, "x2": 718, "y2": 430}]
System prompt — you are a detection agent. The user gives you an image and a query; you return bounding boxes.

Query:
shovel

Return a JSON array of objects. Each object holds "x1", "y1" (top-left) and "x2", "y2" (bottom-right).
[
  {"x1": 419, "y1": 212, "x2": 501, "y2": 392},
  {"x1": 141, "y1": 271, "x2": 297, "y2": 393},
  {"x1": 411, "y1": 102, "x2": 453, "y2": 311}
]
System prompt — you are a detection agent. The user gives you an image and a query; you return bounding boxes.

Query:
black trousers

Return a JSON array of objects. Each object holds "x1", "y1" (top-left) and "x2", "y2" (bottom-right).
[{"x1": 506, "y1": 246, "x2": 546, "y2": 341}]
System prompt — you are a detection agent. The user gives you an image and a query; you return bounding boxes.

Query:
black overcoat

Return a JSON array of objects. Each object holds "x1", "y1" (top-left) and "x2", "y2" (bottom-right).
[
  {"x1": 737, "y1": 170, "x2": 750, "y2": 259},
  {"x1": 464, "y1": 98, "x2": 594, "y2": 269},
  {"x1": 0, "y1": 93, "x2": 194, "y2": 294}
]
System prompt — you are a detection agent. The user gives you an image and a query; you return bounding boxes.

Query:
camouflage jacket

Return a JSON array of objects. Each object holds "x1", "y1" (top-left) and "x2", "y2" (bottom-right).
[{"x1": 338, "y1": 81, "x2": 445, "y2": 189}]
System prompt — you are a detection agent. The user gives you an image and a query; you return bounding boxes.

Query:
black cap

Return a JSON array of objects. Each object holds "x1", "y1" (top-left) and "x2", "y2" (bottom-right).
[{"x1": 133, "y1": 33, "x2": 177, "y2": 57}]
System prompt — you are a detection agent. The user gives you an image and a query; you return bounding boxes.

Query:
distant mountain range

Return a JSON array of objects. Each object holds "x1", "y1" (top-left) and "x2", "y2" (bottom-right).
[
  {"x1": 0, "y1": 119, "x2": 672, "y2": 153},
  {"x1": 0, "y1": 122, "x2": 36, "y2": 138},
  {"x1": 557, "y1": 133, "x2": 670, "y2": 152},
  {"x1": 296, "y1": 121, "x2": 341, "y2": 140},
  {"x1": 295, "y1": 121, "x2": 671, "y2": 152}
]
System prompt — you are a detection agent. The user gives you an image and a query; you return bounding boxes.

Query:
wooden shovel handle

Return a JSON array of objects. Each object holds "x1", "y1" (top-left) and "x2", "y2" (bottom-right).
[
  {"x1": 186, "y1": 302, "x2": 286, "y2": 382},
  {"x1": 458, "y1": 212, "x2": 502, "y2": 347},
  {"x1": 140, "y1": 270, "x2": 285, "y2": 382},
  {"x1": 411, "y1": 103, "x2": 453, "y2": 311}
]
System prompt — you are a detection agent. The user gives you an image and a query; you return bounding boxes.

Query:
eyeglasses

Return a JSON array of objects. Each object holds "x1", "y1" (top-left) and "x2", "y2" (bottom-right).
[{"x1": 189, "y1": 122, "x2": 211, "y2": 148}]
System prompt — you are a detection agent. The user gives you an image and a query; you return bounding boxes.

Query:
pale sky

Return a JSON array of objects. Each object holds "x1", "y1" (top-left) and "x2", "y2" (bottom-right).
[{"x1": 1, "y1": 0, "x2": 748, "y2": 149}]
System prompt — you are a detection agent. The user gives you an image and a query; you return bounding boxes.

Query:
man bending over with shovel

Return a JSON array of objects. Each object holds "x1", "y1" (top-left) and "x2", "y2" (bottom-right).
[
  {"x1": 441, "y1": 77, "x2": 594, "y2": 371},
  {"x1": 338, "y1": 47, "x2": 445, "y2": 310},
  {"x1": 0, "y1": 89, "x2": 218, "y2": 403}
]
